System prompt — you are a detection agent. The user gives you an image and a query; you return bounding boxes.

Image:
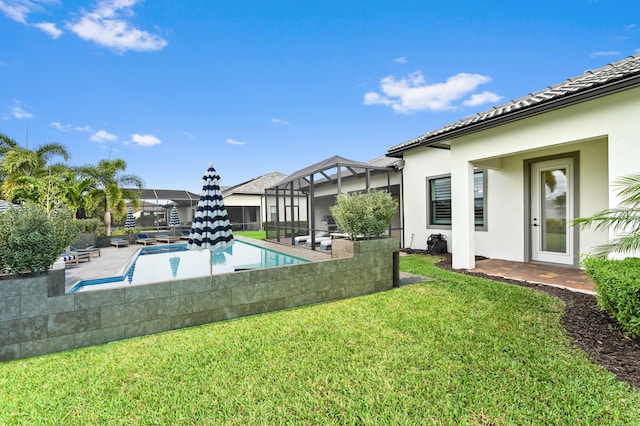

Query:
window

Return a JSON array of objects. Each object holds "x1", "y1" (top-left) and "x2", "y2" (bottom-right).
[
  {"x1": 429, "y1": 176, "x2": 452, "y2": 226},
  {"x1": 269, "y1": 206, "x2": 277, "y2": 222},
  {"x1": 427, "y1": 170, "x2": 485, "y2": 229}
]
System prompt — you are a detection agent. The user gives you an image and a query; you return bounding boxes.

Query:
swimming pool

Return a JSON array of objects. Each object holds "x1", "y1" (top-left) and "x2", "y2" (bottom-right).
[{"x1": 68, "y1": 240, "x2": 309, "y2": 293}]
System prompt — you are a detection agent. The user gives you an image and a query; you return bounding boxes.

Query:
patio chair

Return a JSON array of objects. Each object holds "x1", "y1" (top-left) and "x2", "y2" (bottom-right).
[
  {"x1": 179, "y1": 230, "x2": 191, "y2": 240},
  {"x1": 59, "y1": 250, "x2": 91, "y2": 267},
  {"x1": 110, "y1": 238, "x2": 129, "y2": 247},
  {"x1": 305, "y1": 236, "x2": 332, "y2": 247},
  {"x1": 136, "y1": 233, "x2": 156, "y2": 245},
  {"x1": 155, "y1": 234, "x2": 179, "y2": 243},
  {"x1": 295, "y1": 231, "x2": 328, "y2": 245},
  {"x1": 70, "y1": 245, "x2": 102, "y2": 257},
  {"x1": 319, "y1": 239, "x2": 332, "y2": 250}
]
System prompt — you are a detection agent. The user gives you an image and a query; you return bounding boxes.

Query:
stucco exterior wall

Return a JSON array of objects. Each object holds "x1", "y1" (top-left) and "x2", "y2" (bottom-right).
[
  {"x1": 451, "y1": 89, "x2": 640, "y2": 268},
  {"x1": 0, "y1": 238, "x2": 399, "y2": 362},
  {"x1": 400, "y1": 87, "x2": 640, "y2": 267},
  {"x1": 397, "y1": 147, "x2": 452, "y2": 250}
]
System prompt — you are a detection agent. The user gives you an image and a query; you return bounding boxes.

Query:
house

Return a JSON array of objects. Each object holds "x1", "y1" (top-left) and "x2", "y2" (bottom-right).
[
  {"x1": 222, "y1": 172, "x2": 289, "y2": 231},
  {"x1": 387, "y1": 54, "x2": 640, "y2": 270},
  {"x1": 130, "y1": 189, "x2": 200, "y2": 229},
  {"x1": 266, "y1": 155, "x2": 404, "y2": 244}
]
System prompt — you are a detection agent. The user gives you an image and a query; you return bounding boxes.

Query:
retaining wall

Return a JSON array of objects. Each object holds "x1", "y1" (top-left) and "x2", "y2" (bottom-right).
[{"x1": 0, "y1": 238, "x2": 399, "y2": 361}]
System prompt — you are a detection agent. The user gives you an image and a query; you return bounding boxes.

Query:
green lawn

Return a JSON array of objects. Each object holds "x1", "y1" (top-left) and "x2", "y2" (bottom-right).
[
  {"x1": 0, "y1": 255, "x2": 638, "y2": 424},
  {"x1": 234, "y1": 230, "x2": 266, "y2": 240}
]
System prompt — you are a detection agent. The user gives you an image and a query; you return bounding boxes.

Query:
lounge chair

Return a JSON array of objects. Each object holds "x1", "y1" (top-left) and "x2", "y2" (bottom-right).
[
  {"x1": 110, "y1": 238, "x2": 129, "y2": 247},
  {"x1": 135, "y1": 233, "x2": 156, "y2": 245},
  {"x1": 59, "y1": 250, "x2": 91, "y2": 267},
  {"x1": 305, "y1": 236, "x2": 332, "y2": 247},
  {"x1": 295, "y1": 231, "x2": 328, "y2": 245},
  {"x1": 179, "y1": 230, "x2": 191, "y2": 240},
  {"x1": 155, "y1": 234, "x2": 179, "y2": 243},
  {"x1": 70, "y1": 245, "x2": 102, "y2": 257},
  {"x1": 320, "y1": 239, "x2": 332, "y2": 250}
]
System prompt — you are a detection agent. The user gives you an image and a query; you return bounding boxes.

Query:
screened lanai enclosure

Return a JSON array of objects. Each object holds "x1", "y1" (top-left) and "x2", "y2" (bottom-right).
[{"x1": 265, "y1": 155, "x2": 404, "y2": 249}]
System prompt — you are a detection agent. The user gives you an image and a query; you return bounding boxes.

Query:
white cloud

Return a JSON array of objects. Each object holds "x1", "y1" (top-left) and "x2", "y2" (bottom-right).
[
  {"x1": 12, "y1": 105, "x2": 32, "y2": 118},
  {"x1": 394, "y1": 56, "x2": 407, "y2": 63},
  {"x1": 363, "y1": 71, "x2": 498, "y2": 114},
  {"x1": 271, "y1": 118, "x2": 290, "y2": 125},
  {"x1": 66, "y1": 0, "x2": 167, "y2": 53},
  {"x1": 589, "y1": 51, "x2": 621, "y2": 58},
  {"x1": 50, "y1": 121, "x2": 70, "y2": 131},
  {"x1": 74, "y1": 125, "x2": 93, "y2": 132},
  {"x1": 32, "y1": 21, "x2": 62, "y2": 38},
  {"x1": 90, "y1": 129, "x2": 118, "y2": 142},
  {"x1": 130, "y1": 133, "x2": 160, "y2": 146},
  {"x1": 463, "y1": 90, "x2": 503, "y2": 107},
  {"x1": 0, "y1": 0, "x2": 36, "y2": 23},
  {"x1": 226, "y1": 138, "x2": 246, "y2": 145}
]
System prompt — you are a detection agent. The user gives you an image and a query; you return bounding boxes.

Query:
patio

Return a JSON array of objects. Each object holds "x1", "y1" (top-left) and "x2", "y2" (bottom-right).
[{"x1": 471, "y1": 258, "x2": 595, "y2": 294}]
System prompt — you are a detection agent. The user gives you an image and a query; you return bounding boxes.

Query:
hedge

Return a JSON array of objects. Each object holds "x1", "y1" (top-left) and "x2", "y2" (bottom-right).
[{"x1": 583, "y1": 256, "x2": 640, "y2": 338}]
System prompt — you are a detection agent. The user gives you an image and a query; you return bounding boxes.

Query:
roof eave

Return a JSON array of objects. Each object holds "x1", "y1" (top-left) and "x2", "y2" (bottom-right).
[{"x1": 387, "y1": 73, "x2": 640, "y2": 156}]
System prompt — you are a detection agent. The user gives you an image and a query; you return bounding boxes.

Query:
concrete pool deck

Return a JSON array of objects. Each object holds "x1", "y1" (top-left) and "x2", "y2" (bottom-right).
[{"x1": 63, "y1": 236, "x2": 332, "y2": 292}]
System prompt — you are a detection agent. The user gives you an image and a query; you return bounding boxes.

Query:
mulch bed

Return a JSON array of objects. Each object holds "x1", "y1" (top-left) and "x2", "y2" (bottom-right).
[{"x1": 420, "y1": 252, "x2": 640, "y2": 389}]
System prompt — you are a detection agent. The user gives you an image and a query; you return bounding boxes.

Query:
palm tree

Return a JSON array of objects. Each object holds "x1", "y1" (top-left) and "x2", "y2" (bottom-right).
[
  {"x1": 59, "y1": 170, "x2": 96, "y2": 219},
  {"x1": 79, "y1": 159, "x2": 144, "y2": 236},
  {"x1": 0, "y1": 133, "x2": 70, "y2": 203},
  {"x1": 573, "y1": 172, "x2": 640, "y2": 256}
]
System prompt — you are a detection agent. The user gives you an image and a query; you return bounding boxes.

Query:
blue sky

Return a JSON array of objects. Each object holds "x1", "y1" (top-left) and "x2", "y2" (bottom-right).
[{"x1": 1, "y1": 0, "x2": 638, "y2": 193}]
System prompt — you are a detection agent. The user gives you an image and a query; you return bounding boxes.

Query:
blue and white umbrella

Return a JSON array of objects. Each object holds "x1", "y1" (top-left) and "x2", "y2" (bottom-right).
[
  {"x1": 187, "y1": 163, "x2": 233, "y2": 273},
  {"x1": 169, "y1": 205, "x2": 180, "y2": 235},
  {"x1": 125, "y1": 207, "x2": 136, "y2": 242}
]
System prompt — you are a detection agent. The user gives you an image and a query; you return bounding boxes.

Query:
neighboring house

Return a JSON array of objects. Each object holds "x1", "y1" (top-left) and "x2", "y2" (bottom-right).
[
  {"x1": 266, "y1": 155, "x2": 404, "y2": 243},
  {"x1": 131, "y1": 189, "x2": 200, "y2": 228},
  {"x1": 387, "y1": 54, "x2": 640, "y2": 270},
  {"x1": 222, "y1": 172, "x2": 289, "y2": 231}
]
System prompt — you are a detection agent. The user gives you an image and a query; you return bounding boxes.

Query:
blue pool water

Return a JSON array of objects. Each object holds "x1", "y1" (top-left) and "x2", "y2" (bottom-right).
[{"x1": 68, "y1": 241, "x2": 308, "y2": 293}]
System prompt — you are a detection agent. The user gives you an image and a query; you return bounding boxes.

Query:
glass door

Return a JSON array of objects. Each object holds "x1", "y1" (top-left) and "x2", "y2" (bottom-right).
[{"x1": 531, "y1": 158, "x2": 574, "y2": 265}]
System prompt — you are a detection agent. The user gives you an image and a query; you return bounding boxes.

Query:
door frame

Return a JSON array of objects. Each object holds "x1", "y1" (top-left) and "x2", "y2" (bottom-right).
[{"x1": 524, "y1": 151, "x2": 580, "y2": 267}]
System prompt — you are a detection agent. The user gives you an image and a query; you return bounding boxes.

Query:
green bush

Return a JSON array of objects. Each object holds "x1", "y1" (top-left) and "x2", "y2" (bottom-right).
[
  {"x1": 330, "y1": 190, "x2": 397, "y2": 240},
  {"x1": 583, "y1": 256, "x2": 640, "y2": 338},
  {"x1": 74, "y1": 218, "x2": 100, "y2": 233},
  {"x1": 0, "y1": 203, "x2": 79, "y2": 276}
]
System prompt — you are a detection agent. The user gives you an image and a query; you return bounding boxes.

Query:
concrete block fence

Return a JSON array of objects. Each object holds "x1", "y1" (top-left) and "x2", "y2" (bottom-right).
[{"x1": 0, "y1": 238, "x2": 399, "y2": 361}]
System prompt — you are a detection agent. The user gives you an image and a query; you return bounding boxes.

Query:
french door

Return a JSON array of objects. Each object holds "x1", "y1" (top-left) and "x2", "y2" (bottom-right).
[{"x1": 530, "y1": 158, "x2": 574, "y2": 265}]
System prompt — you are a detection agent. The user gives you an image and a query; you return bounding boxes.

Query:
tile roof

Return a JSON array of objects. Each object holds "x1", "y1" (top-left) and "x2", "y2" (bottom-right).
[
  {"x1": 388, "y1": 54, "x2": 640, "y2": 155},
  {"x1": 222, "y1": 172, "x2": 288, "y2": 195}
]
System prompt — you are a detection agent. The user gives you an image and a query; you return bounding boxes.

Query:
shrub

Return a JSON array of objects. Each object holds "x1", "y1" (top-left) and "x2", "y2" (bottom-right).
[
  {"x1": 74, "y1": 218, "x2": 100, "y2": 233},
  {"x1": 583, "y1": 256, "x2": 640, "y2": 338},
  {"x1": 0, "y1": 203, "x2": 79, "y2": 276},
  {"x1": 330, "y1": 190, "x2": 397, "y2": 240}
]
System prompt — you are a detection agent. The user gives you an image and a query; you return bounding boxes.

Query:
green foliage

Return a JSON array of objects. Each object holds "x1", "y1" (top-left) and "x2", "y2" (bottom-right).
[
  {"x1": 74, "y1": 218, "x2": 100, "y2": 233},
  {"x1": 330, "y1": 190, "x2": 397, "y2": 239},
  {"x1": 574, "y1": 172, "x2": 640, "y2": 256},
  {"x1": 583, "y1": 256, "x2": 640, "y2": 338},
  {"x1": 0, "y1": 203, "x2": 79, "y2": 275}
]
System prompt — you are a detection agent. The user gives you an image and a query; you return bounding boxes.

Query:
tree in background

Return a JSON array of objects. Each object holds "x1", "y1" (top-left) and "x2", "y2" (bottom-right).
[
  {"x1": 0, "y1": 133, "x2": 70, "y2": 204},
  {"x1": 79, "y1": 159, "x2": 144, "y2": 236}
]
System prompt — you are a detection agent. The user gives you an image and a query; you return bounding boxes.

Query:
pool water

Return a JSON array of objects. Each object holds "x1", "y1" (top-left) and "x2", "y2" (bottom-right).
[{"x1": 69, "y1": 241, "x2": 308, "y2": 293}]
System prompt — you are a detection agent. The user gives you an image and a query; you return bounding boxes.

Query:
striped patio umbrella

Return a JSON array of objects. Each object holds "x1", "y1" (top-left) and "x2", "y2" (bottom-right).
[
  {"x1": 169, "y1": 205, "x2": 180, "y2": 235},
  {"x1": 125, "y1": 207, "x2": 136, "y2": 242},
  {"x1": 187, "y1": 163, "x2": 234, "y2": 274}
]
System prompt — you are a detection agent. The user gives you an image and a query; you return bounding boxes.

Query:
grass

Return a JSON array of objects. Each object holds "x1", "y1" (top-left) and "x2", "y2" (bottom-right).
[
  {"x1": 1, "y1": 255, "x2": 638, "y2": 424},
  {"x1": 234, "y1": 230, "x2": 266, "y2": 240}
]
